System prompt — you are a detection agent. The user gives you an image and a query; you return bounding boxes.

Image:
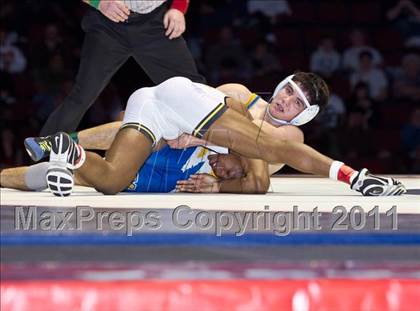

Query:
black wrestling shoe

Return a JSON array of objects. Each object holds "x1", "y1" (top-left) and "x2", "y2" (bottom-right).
[
  {"x1": 351, "y1": 168, "x2": 406, "y2": 196},
  {"x1": 24, "y1": 136, "x2": 52, "y2": 162}
]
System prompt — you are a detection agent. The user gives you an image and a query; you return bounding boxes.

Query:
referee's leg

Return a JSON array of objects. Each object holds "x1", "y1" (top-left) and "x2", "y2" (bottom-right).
[
  {"x1": 40, "y1": 21, "x2": 129, "y2": 135},
  {"x1": 130, "y1": 9, "x2": 206, "y2": 84},
  {"x1": 133, "y1": 37, "x2": 206, "y2": 84}
]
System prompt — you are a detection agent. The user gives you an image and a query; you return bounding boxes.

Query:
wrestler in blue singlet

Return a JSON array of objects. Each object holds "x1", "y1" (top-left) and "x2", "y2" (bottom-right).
[
  {"x1": 124, "y1": 93, "x2": 261, "y2": 193},
  {"x1": 124, "y1": 145, "x2": 223, "y2": 193}
]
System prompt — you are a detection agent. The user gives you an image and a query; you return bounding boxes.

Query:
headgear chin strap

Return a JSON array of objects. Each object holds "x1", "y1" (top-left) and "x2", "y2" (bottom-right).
[{"x1": 268, "y1": 75, "x2": 320, "y2": 126}]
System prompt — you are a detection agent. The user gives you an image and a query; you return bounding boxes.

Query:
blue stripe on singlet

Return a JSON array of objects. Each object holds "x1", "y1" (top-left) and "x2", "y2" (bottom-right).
[{"x1": 124, "y1": 146, "x2": 205, "y2": 193}]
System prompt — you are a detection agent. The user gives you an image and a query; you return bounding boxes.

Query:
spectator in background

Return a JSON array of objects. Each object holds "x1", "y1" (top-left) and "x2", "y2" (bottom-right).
[
  {"x1": 313, "y1": 90, "x2": 346, "y2": 157},
  {"x1": 343, "y1": 28, "x2": 382, "y2": 72},
  {"x1": 318, "y1": 92, "x2": 346, "y2": 130},
  {"x1": 247, "y1": 0, "x2": 292, "y2": 23},
  {"x1": 401, "y1": 107, "x2": 420, "y2": 155},
  {"x1": 32, "y1": 52, "x2": 72, "y2": 123},
  {"x1": 0, "y1": 128, "x2": 23, "y2": 168},
  {"x1": 32, "y1": 24, "x2": 65, "y2": 69},
  {"x1": 205, "y1": 26, "x2": 250, "y2": 83},
  {"x1": 401, "y1": 107, "x2": 420, "y2": 173},
  {"x1": 310, "y1": 37, "x2": 341, "y2": 78},
  {"x1": 0, "y1": 70, "x2": 16, "y2": 106},
  {"x1": 393, "y1": 53, "x2": 420, "y2": 101},
  {"x1": 350, "y1": 50, "x2": 388, "y2": 101},
  {"x1": 193, "y1": 1, "x2": 247, "y2": 34},
  {"x1": 34, "y1": 53, "x2": 71, "y2": 96},
  {"x1": 246, "y1": 0, "x2": 291, "y2": 41},
  {"x1": 409, "y1": 146, "x2": 420, "y2": 173},
  {"x1": 341, "y1": 106, "x2": 373, "y2": 167},
  {"x1": 348, "y1": 82, "x2": 376, "y2": 129},
  {"x1": 387, "y1": 0, "x2": 420, "y2": 47},
  {"x1": 0, "y1": 28, "x2": 27, "y2": 74},
  {"x1": 0, "y1": 25, "x2": 21, "y2": 47},
  {"x1": 194, "y1": 1, "x2": 221, "y2": 34},
  {"x1": 250, "y1": 41, "x2": 280, "y2": 77}
]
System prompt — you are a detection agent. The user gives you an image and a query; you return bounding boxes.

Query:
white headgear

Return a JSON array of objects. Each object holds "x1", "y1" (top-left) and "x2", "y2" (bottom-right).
[{"x1": 267, "y1": 75, "x2": 320, "y2": 126}]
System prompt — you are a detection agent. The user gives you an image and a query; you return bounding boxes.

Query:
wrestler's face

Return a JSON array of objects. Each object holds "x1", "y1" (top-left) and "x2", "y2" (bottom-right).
[
  {"x1": 208, "y1": 154, "x2": 244, "y2": 180},
  {"x1": 269, "y1": 82, "x2": 307, "y2": 122}
]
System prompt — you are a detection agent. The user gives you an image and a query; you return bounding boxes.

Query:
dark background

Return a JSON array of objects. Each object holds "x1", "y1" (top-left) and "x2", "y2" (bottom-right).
[{"x1": 1, "y1": 0, "x2": 419, "y2": 174}]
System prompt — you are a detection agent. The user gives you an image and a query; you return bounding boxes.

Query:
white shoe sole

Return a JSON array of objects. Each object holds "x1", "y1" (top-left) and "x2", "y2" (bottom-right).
[{"x1": 46, "y1": 165, "x2": 74, "y2": 197}]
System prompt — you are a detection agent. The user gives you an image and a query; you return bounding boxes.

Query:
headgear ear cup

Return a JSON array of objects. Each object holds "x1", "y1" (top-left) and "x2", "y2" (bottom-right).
[
  {"x1": 290, "y1": 105, "x2": 320, "y2": 126},
  {"x1": 46, "y1": 165, "x2": 74, "y2": 197}
]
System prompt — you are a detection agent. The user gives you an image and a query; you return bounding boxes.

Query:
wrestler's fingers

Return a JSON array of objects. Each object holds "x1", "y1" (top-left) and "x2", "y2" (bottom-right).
[
  {"x1": 176, "y1": 180, "x2": 194, "y2": 185},
  {"x1": 176, "y1": 185, "x2": 196, "y2": 192}
]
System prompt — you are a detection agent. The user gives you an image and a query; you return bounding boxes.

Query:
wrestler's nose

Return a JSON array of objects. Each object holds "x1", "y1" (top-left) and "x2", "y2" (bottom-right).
[{"x1": 284, "y1": 96, "x2": 293, "y2": 110}]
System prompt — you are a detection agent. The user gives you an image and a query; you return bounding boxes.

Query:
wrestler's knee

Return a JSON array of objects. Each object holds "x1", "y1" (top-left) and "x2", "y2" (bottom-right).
[
  {"x1": 95, "y1": 183, "x2": 124, "y2": 195},
  {"x1": 93, "y1": 170, "x2": 130, "y2": 195}
]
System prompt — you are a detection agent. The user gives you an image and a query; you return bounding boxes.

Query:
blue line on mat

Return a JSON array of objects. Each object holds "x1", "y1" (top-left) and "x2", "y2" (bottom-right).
[{"x1": 1, "y1": 233, "x2": 420, "y2": 246}]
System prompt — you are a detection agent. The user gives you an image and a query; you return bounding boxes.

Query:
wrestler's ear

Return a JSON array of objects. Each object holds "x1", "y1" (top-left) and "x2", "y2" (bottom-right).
[{"x1": 208, "y1": 154, "x2": 218, "y2": 162}]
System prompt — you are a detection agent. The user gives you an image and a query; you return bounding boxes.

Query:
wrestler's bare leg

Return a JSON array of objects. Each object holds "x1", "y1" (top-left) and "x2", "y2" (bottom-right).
[
  {"x1": 0, "y1": 166, "x2": 91, "y2": 190},
  {"x1": 0, "y1": 167, "x2": 31, "y2": 190},
  {"x1": 75, "y1": 128, "x2": 153, "y2": 194}
]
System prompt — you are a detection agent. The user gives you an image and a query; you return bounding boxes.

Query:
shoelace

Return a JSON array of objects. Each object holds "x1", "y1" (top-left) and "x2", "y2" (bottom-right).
[{"x1": 39, "y1": 140, "x2": 51, "y2": 152}]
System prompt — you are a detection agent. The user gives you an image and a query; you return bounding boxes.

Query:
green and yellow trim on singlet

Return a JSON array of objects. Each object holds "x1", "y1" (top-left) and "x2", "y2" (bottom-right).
[
  {"x1": 120, "y1": 122, "x2": 157, "y2": 145},
  {"x1": 245, "y1": 93, "x2": 260, "y2": 110},
  {"x1": 192, "y1": 100, "x2": 228, "y2": 139}
]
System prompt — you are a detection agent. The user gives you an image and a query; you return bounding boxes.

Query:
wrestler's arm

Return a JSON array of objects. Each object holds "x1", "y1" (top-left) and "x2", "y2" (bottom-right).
[
  {"x1": 177, "y1": 118, "x2": 305, "y2": 193},
  {"x1": 78, "y1": 84, "x2": 287, "y2": 151},
  {"x1": 176, "y1": 156, "x2": 270, "y2": 194}
]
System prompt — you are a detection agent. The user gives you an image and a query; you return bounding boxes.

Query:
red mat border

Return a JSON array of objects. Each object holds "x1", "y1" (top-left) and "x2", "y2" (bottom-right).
[{"x1": 2, "y1": 279, "x2": 420, "y2": 311}]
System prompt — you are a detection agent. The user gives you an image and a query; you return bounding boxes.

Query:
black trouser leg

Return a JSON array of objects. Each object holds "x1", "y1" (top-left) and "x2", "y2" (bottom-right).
[
  {"x1": 128, "y1": 6, "x2": 205, "y2": 84},
  {"x1": 133, "y1": 35, "x2": 205, "y2": 84},
  {"x1": 40, "y1": 18, "x2": 130, "y2": 135}
]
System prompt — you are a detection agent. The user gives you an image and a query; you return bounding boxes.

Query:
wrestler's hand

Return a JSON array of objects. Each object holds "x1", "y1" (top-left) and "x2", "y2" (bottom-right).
[
  {"x1": 176, "y1": 174, "x2": 220, "y2": 193},
  {"x1": 163, "y1": 8, "x2": 186, "y2": 39},
  {"x1": 167, "y1": 134, "x2": 206, "y2": 149},
  {"x1": 99, "y1": 0, "x2": 130, "y2": 23}
]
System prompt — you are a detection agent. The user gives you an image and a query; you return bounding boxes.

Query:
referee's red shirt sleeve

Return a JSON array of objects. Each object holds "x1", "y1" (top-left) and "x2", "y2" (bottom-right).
[{"x1": 170, "y1": 0, "x2": 189, "y2": 14}]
